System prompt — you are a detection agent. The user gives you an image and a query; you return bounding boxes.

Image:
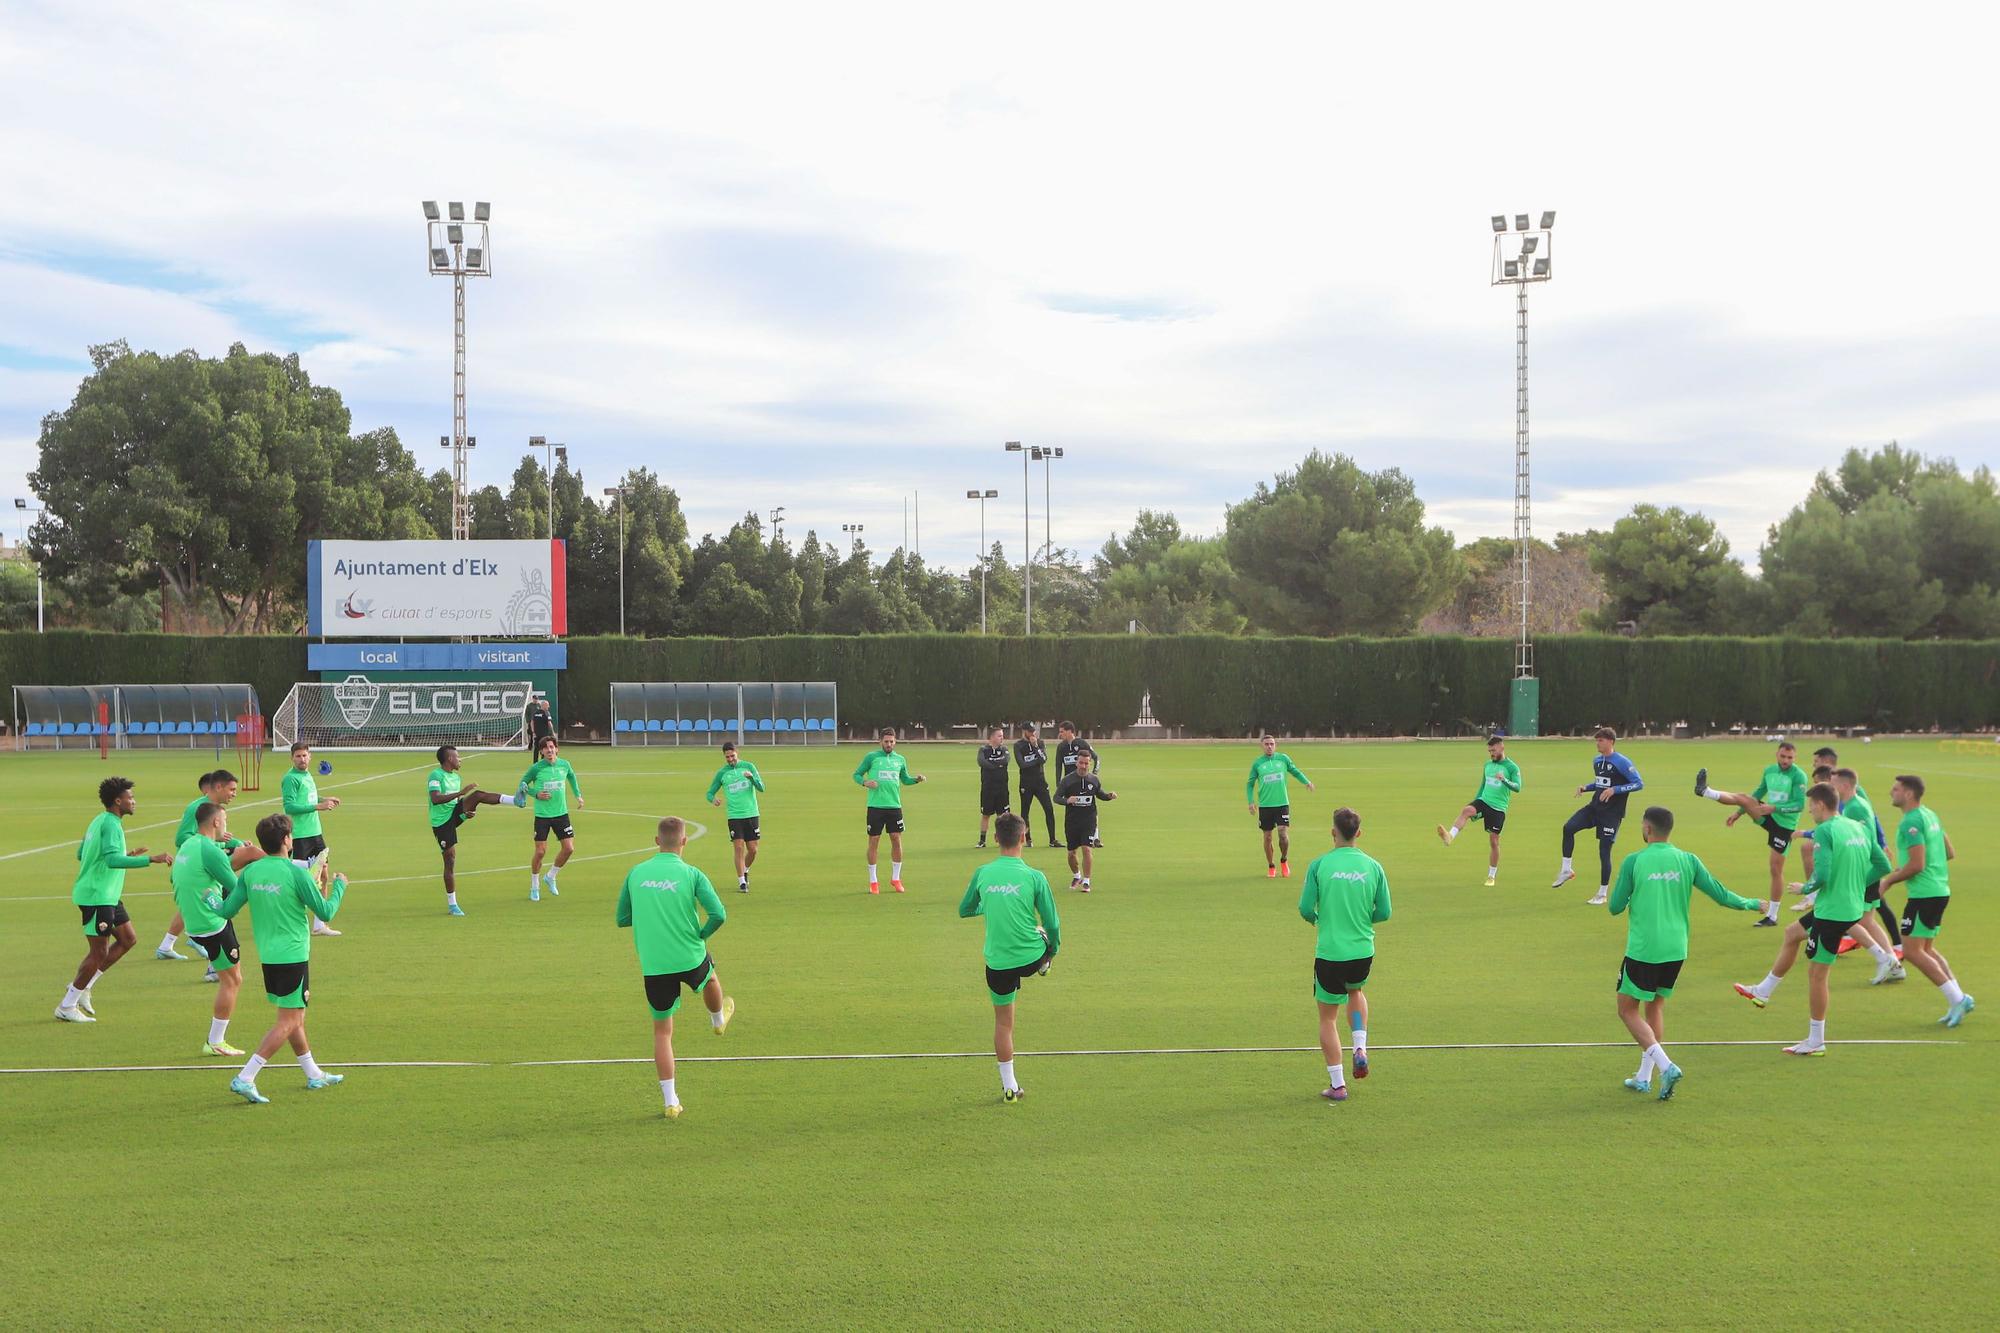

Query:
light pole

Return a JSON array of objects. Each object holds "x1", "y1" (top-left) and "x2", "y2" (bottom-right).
[
  {"x1": 13, "y1": 498, "x2": 43, "y2": 632},
  {"x1": 1490, "y1": 209, "x2": 1556, "y2": 737},
  {"x1": 422, "y1": 200, "x2": 492, "y2": 540},
  {"x1": 529, "y1": 436, "x2": 567, "y2": 538},
  {"x1": 603, "y1": 485, "x2": 627, "y2": 635},
  {"x1": 1005, "y1": 441, "x2": 1030, "y2": 633},
  {"x1": 841, "y1": 523, "x2": 865, "y2": 554},
  {"x1": 1031, "y1": 445, "x2": 1065, "y2": 566},
  {"x1": 966, "y1": 488, "x2": 998, "y2": 633},
  {"x1": 768, "y1": 507, "x2": 785, "y2": 542}
]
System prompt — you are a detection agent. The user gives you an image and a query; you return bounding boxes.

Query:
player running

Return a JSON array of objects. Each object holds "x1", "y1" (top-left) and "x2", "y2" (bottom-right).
[
  {"x1": 975, "y1": 726, "x2": 1012, "y2": 848},
  {"x1": 55, "y1": 777, "x2": 172, "y2": 1023},
  {"x1": 958, "y1": 812, "x2": 1060, "y2": 1104},
  {"x1": 1880, "y1": 775, "x2": 1974, "y2": 1026},
  {"x1": 1246, "y1": 734, "x2": 1315, "y2": 878},
  {"x1": 854, "y1": 727, "x2": 925, "y2": 894},
  {"x1": 429, "y1": 744, "x2": 518, "y2": 915},
  {"x1": 170, "y1": 801, "x2": 250, "y2": 1056},
  {"x1": 1829, "y1": 769, "x2": 1902, "y2": 968},
  {"x1": 1606, "y1": 806, "x2": 1766, "y2": 1099},
  {"x1": 615, "y1": 816, "x2": 735, "y2": 1119},
  {"x1": 1055, "y1": 750, "x2": 1117, "y2": 891},
  {"x1": 518, "y1": 735, "x2": 583, "y2": 901},
  {"x1": 1694, "y1": 741, "x2": 1812, "y2": 926},
  {"x1": 1437, "y1": 734, "x2": 1521, "y2": 887},
  {"x1": 281, "y1": 743, "x2": 343, "y2": 937},
  {"x1": 1554, "y1": 728, "x2": 1643, "y2": 905},
  {"x1": 229, "y1": 814, "x2": 350, "y2": 1103},
  {"x1": 705, "y1": 741, "x2": 766, "y2": 893},
  {"x1": 1014, "y1": 724, "x2": 1056, "y2": 850},
  {"x1": 1298, "y1": 807, "x2": 1390, "y2": 1103},
  {"x1": 161, "y1": 768, "x2": 254, "y2": 980}
]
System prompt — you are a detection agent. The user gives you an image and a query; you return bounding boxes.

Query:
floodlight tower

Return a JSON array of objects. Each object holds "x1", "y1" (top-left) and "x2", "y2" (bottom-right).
[
  {"x1": 1031, "y1": 446, "x2": 1065, "y2": 567},
  {"x1": 1490, "y1": 209, "x2": 1555, "y2": 737},
  {"x1": 1004, "y1": 442, "x2": 1030, "y2": 633},
  {"x1": 966, "y1": 488, "x2": 999, "y2": 633},
  {"x1": 423, "y1": 200, "x2": 492, "y2": 540}
]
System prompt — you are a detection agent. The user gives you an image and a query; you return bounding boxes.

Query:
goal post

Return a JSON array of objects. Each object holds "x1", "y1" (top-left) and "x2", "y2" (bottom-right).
[{"x1": 273, "y1": 676, "x2": 534, "y2": 752}]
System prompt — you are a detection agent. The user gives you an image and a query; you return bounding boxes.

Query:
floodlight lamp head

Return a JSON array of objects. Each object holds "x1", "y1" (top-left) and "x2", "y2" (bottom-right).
[
  {"x1": 984, "y1": 489, "x2": 998, "y2": 498},
  {"x1": 529, "y1": 435, "x2": 546, "y2": 446},
  {"x1": 1491, "y1": 215, "x2": 1506, "y2": 232},
  {"x1": 1533, "y1": 257, "x2": 1550, "y2": 277},
  {"x1": 13, "y1": 498, "x2": 26, "y2": 509},
  {"x1": 1541, "y1": 210, "x2": 1556, "y2": 228},
  {"x1": 448, "y1": 202, "x2": 465, "y2": 221},
  {"x1": 430, "y1": 248, "x2": 450, "y2": 269},
  {"x1": 465, "y1": 436, "x2": 476, "y2": 448},
  {"x1": 1005, "y1": 441, "x2": 1023, "y2": 452},
  {"x1": 1053, "y1": 447, "x2": 1065, "y2": 458},
  {"x1": 1503, "y1": 259, "x2": 1520, "y2": 278},
  {"x1": 1514, "y1": 214, "x2": 1530, "y2": 231},
  {"x1": 440, "y1": 435, "x2": 451, "y2": 448},
  {"x1": 554, "y1": 446, "x2": 568, "y2": 462},
  {"x1": 474, "y1": 202, "x2": 491, "y2": 221},
  {"x1": 966, "y1": 490, "x2": 981, "y2": 499},
  {"x1": 465, "y1": 247, "x2": 483, "y2": 268},
  {"x1": 1522, "y1": 236, "x2": 1539, "y2": 254},
  {"x1": 422, "y1": 201, "x2": 441, "y2": 220},
  {"x1": 447, "y1": 223, "x2": 463, "y2": 244}
]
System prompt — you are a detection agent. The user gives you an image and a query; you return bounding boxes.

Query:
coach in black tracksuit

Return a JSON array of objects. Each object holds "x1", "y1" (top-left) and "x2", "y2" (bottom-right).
[
  {"x1": 1014, "y1": 725, "x2": 1056, "y2": 849},
  {"x1": 976, "y1": 726, "x2": 1012, "y2": 847}
]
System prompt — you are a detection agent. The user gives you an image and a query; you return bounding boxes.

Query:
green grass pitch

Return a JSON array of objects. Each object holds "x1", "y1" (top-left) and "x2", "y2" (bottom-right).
[{"x1": 1, "y1": 736, "x2": 1993, "y2": 1327}]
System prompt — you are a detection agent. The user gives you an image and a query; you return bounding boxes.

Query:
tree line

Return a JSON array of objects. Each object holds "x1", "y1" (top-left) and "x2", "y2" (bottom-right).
[{"x1": 12, "y1": 341, "x2": 1995, "y2": 639}]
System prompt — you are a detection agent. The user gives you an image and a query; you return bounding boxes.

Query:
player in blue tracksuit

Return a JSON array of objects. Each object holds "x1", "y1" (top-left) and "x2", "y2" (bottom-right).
[{"x1": 1555, "y1": 727, "x2": 1644, "y2": 904}]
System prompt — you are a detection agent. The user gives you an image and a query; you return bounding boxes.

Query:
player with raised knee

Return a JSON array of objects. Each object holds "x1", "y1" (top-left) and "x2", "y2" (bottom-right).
[
  {"x1": 1438, "y1": 733, "x2": 1520, "y2": 887},
  {"x1": 430, "y1": 743, "x2": 518, "y2": 915},
  {"x1": 616, "y1": 816, "x2": 734, "y2": 1119},
  {"x1": 1880, "y1": 775, "x2": 1974, "y2": 1027},
  {"x1": 958, "y1": 812, "x2": 1059, "y2": 1104},
  {"x1": 1554, "y1": 728, "x2": 1642, "y2": 905},
  {"x1": 706, "y1": 741, "x2": 766, "y2": 893},
  {"x1": 518, "y1": 735, "x2": 583, "y2": 901},
  {"x1": 1299, "y1": 806, "x2": 1390, "y2": 1103},
  {"x1": 1694, "y1": 740, "x2": 1809, "y2": 926},
  {"x1": 282, "y1": 743, "x2": 344, "y2": 938}
]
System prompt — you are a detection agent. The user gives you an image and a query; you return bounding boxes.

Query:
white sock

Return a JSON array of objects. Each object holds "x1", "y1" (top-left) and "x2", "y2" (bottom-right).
[
  {"x1": 498, "y1": 794, "x2": 517, "y2": 806},
  {"x1": 998, "y1": 1059, "x2": 1018, "y2": 1093},
  {"x1": 207, "y1": 1018, "x2": 229, "y2": 1045},
  {"x1": 1941, "y1": 979, "x2": 1966, "y2": 1004},
  {"x1": 1867, "y1": 942, "x2": 1894, "y2": 964},
  {"x1": 546, "y1": 865, "x2": 559, "y2": 883},
  {"x1": 1645, "y1": 1041, "x2": 1672, "y2": 1073},
  {"x1": 1764, "y1": 905, "x2": 1780, "y2": 922},
  {"x1": 298, "y1": 1051, "x2": 326, "y2": 1081},
  {"x1": 1701, "y1": 787, "x2": 1724, "y2": 801},
  {"x1": 530, "y1": 873, "x2": 541, "y2": 892},
  {"x1": 1634, "y1": 1051, "x2": 1654, "y2": 1080},
  {"x1": 293, "y1": 858, "x2": 311, "y2": 870},
  {"x1": 868, "y1": 863, "x2": 879, "y2": 884},
  {"x1": 1807, "y1": 1019, "x2": 1826, "y2": 1045},
  {"x1": 240, "y1": 1053, "x2": 267, "y2": 1081},
  {"x1": 1444, "y1": 826, "x2": 1457, "y2": 843},
  {"x1": 61, "y1": 985, "x2": 84, "y2": 1009},
  {"x1": 1081, "y1": 877, "x2": 1091, "y2": 887},
  {"x1": 1561, "y1": 856, "x2": 1573, "y2": 873},
  {"x1": 84, "y1": 972, "x2": 101, "y2": 990},
  {"x1": 891, "y1": 861, "x2": 902, "y2": 880},
  {"x1": 1328, "y1": 1064, "x2": 1346, "y2": 1089},
  {"x1": 661, "y1": 1077, "x2": 678, "y2": 1107},
  {"x1": 1351, "y1": 1027, "x2": 1367, "y2": 1054},
  {"x1": 1753, "y1": 970, "x2": 1783, "y2": 999},
  {"x1": 1488, "y1": 864, "x2": 1498, "y2": 878},
  {"x1": 159, "y1": 932, "x2": 179, "y2": 952},
  {"x1": 447, "y1": 891, "x2": 458, "y2": 906},
  {"x1": 710, "y1": 1005, "x2": 725, "y2": 1030}
]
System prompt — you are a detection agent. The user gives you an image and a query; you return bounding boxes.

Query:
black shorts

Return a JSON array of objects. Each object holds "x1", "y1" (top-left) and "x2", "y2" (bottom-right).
[
  {"x1": 643, "y1": 956, "x2": 716, "y2": 1018},
  {"x1": 1470, "y1": 799, "x2": 1507, "y2": 834},
  {"x1": 78, "y1": 902, "x2": 132, "y2": 937},
  {"x1": 1617, "y1": 956, "x2": 1685, "y2": 1000},
  {"x1": 1800, "y1": 913, "x2": 1857, "y2": 963},
  {"x1": 190, "y1": 922, "x2": 242, "y2": 969},
  {"x1": 866, "y1": 807, "x2": 905, "y2": 837},
  {"x1": 1864, "y1": 878, "x2": 1884, "y2": 907},
  {"x1": 1313, "y1": 955, "x2": 1373, "y2": 1002},
  {"x1": 291, "y1": 835, "x2": 328, "y2": 862},
  {"x1": 1755, "y1": 815, "x2": 1798, "y2": 854},
  {"x1": 986, "y1": 946, "x2": 1053, "y2": 999},
  {"x1": 727, "y1": 816, "x2": 761, "y2": 843},
  {"x1": 1566, "y1": 802, "x2": 1625, "y2": 841},
  {"x1": 262, "y1": 960, "x2": 310, "y2": 1008},
  {"x1": 980, "y1": 784, "x2": 1011, "y2": 817},
  {"x1": 433, "y1": 805, "x2": 469, "y2": 850},
  {"x1": 533, "y1": 814, "x2": 575, "y2": 842},
  {"x1": 1902, "y1": 897, "x2": 1947, "y2": 936},
  {"x1": 1259, "y1": 805, "x2": 1291, "y2": 832},
  {"x1": 1064, "y1": 812, "x2": 1098, "y2": 849}
]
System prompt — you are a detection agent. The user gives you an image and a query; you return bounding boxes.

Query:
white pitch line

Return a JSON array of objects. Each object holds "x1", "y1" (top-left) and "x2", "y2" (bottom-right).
[{"x1": 0, "y1": 1037, "x2": 1963, "y2": 1076}]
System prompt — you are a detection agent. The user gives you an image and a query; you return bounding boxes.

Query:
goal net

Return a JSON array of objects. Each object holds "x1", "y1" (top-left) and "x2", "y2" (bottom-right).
[{"x1": 273, "y1": 676, "x2": 534, "y2": 751}]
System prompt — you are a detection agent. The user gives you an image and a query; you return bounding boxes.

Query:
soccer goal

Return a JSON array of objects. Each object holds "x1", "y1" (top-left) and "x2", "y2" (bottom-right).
[
  {"x1": 273, "y1": 676, "x2": 534, "y2": 751},
  {"x1": 13, "y1": 683, "x2": 262, "y2": 763},
  {"x1": 611, "y1": 681, "x2": 838, "y2": 747}
]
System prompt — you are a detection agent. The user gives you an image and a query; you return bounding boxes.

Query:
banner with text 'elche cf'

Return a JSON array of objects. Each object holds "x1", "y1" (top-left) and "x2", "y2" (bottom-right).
[{"x1": 308, "y1": 540, "x2": 567, "y2": 638}]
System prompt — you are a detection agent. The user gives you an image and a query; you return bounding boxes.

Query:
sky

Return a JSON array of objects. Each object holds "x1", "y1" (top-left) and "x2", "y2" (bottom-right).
[{"x1": 3, "y1": 0, "x2": 1997, "y2": 570}]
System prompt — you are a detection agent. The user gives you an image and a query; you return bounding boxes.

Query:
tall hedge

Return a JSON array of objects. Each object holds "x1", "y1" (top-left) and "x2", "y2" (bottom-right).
[{"x1": 4, "y1": 631, "x2": 1997, "y2": 737}]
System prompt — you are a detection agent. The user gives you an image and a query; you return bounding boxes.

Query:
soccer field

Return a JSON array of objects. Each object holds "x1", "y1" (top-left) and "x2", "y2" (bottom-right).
[{"x1": 2, "y1": 736, "x2": 1993, "y2": 1328}]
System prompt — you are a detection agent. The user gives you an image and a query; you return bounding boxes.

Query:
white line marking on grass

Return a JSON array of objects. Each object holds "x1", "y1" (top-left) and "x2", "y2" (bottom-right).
[{"x1": 0, "y1": 1061, "x2": 491, "y2": 1074}]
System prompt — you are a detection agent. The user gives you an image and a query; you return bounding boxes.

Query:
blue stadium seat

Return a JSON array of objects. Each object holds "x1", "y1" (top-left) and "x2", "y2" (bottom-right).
[
  {"x1": 677, "y1": 719, "x2": 693, "y2": 732},
  {"x1": 804, "y1": 718, "x2": 820, "y2": 732},
  {"x1": 788, "y1": 717, "x2": 806, "y2": 732},
  {"x1": 58, "y1": 722, "x2": 78, "y2": 736},
  {"x1": 819, "y1": 717, "x2": 836, "y2": 731},
  {"x1": 645, "y1": 719, "x2": 664, "y2": 732},
  {"x1": 174, "y1": 721, "x2": 193, "y2": 734},
  {"x1": 614, "y1": 719, "x2": 633, "y2": 732},
  {"x1": 139, "y1": 722, "x2": 159, "y2": 735},
  {"x1": 26, "y1": 722, "x2": 46, "y2": 736},
  {"x1": 692, "y1": 718, "x2": 709, "y2": 732},
  {"x1": 754, "y1": 718, "x2": 771, "y2": 732}
]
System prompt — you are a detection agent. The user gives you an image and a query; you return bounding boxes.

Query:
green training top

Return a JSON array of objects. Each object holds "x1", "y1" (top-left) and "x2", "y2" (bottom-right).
[
  {"x1": 241, "y1": 858, "x2": 346, "y2": 965},
  {"x1": 615, "y1": 852, "x2": 725, "y2": 975},
  {"x1": 706, "y1": 761, "x2": 766, "y2": 819},
  {"x1": 1247, "y1": 753, "x2": 1309, "y2": 807},
  {"x1": 170, "y1": 834, "x2": 246, "y2": 938},
  {"x1": 174, "y1": 796, "x2": 244, "y2": 851},
  {"x1": 1804, "y1": 816, "x2": 1892, "y2": 923},
  {"x1": 1897, "y1": 806, "x2": 1950, "y2": 899},
  {"x1": 1607, "y1": 841, "x2": 1760, "y2": 964},
  {"x1": 1298, "y1": 846, "x2": 1392, "y2": 963},
  {"x1": 958, "y1": 854, "x2": 1061, "y2": 969},
  {"x1": 426, "y1": 767, "x2": 463, "y2": 828},
  {"x1": 518, "y1": 757, "x2": 582, "y2": 818},
  {"x1": 281, "y1": 768, "x2": 323, "y2": 839},
  {"x1": 1751, "y1": 763, "x2": 1807, "y2": 830},
  {"x1": 72, "y1": 810, "x2": 151, "y2": 907},
  {"x1": 853, "y1": 749, "x2": 915, "y2": 809},
  {"x1": 1841, "y1": 791, "x2": 1879, "y2": 848},
  {"x1": 1477, "y1": 757, "x2": 1523, "y2": 812}
]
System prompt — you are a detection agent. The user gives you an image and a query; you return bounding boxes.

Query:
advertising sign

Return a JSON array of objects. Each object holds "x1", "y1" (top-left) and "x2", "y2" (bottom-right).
[{"x1": 307, "y1": 540, "x2": 566, "y2": 638}]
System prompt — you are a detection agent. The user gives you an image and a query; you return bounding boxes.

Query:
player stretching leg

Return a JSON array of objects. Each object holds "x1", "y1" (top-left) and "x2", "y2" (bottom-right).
[
  {"x1": 1554, "y1": 728, "x2": 1643, "y2": 905},
  {"x1": 230, "y1": 815, "x2": 350, "y2": 1103},
  {"x1": 975, "y1": 727, "x2": 1012, "y2": 847},
  {"x1": 959, "y1": 813, "x2": 1059, "y2": 1103},
  {"x1": 1607, "y1": 806, "x2": 1766, "y2": 1098},
  {"x1": 1247, "y1": 734, "x2": 1314, "y2": 879},
  {"x1": 281, "y1": 744, "x2": 344, "y2": 937},
  {"x1": 1299, "y1": 807, "x2": 1391, "y2": 1103},
  {"x1": 171, "y1": 801, "x2": 250, "y2": 1055},
  {"x1": 1438, "y1": 734, "x2": 1520, "y2": 887},
  {"x1": 854, "y1": 727, "x2": 924, "y2": 894},
  {"x1": 56, "y1": 777, "x2": 172, "y2": 1022},
  {"x1": 1881, "y1": 775, "x2": 1974, "y2": 1026},
  {"x1": 1056, "y1": 750, "x2": 1117, "y2": 891},
  {"x1": 1694, "y1": 740, "x2": 1808, "y2": 926},
  {"x1": 429, "y1": 744, "x2": 517, "y2": 915},
  {"x1": 706, "y1": 741, "x2": 766, "y2": 892},
  {"x1": 519, "y1": 736, "x2": 583, "y2": 901},
  {"x1": 616, "y1": 816, "x2": 733, "y2": 1119}
]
